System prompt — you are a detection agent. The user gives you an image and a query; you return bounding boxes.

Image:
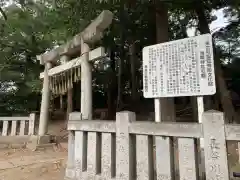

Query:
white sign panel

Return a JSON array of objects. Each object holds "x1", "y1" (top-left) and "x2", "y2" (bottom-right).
[{"x1": 143, "y1": 34, "x2": 216, "y2": 98}]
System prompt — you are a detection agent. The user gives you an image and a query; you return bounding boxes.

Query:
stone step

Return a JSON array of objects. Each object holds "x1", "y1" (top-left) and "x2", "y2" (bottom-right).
[{"x1": 27, "y1": 142, "x2": 58, "y2": 151}]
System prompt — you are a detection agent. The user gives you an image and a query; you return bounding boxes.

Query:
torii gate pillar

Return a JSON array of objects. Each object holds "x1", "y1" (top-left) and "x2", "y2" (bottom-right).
[
  {"x1": 38, "y1": 62, "x2": 52, "y2": 135},
  {"x1": 80, "y1": 41, "x2": 92, "y2": 120}
]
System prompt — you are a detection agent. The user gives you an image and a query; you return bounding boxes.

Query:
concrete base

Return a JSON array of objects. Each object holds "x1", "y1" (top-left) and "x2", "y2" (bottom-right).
[
  {"x1": 64, "y1": 168, "x2": 76, "y2": 180},
  {"x1": 0, "y1": 136, "x2": 30, "y2": 149},
  {"x1": 0, "y1": 135, "x2": 57, "y2": 151},
  {"x1": 26, "y1": 135, "x2": 57, "y2": 151},
  {"x1": 0, "y1": 143, "x2": 26, "y2": 150}
]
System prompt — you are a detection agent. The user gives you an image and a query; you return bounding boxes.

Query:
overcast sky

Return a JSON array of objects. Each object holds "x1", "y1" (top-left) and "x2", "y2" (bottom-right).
[
  {"x1": 210, "y1": 9, "x2": 229, "y2": 32},
  {"x1": 187, "y1": 8, "x2": 228, "y2": 36}
]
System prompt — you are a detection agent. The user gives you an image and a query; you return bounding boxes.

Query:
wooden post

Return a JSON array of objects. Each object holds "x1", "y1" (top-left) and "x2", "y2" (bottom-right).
[
  {"x1": 202, "y1": 110, "x2": 229, "y2": 180},
  {"x1": 196, "y1": 96, "x2": 205, "y2": 179},
  {"x1": 67, "y1": 90, "x2": 73, "y2": 120}
]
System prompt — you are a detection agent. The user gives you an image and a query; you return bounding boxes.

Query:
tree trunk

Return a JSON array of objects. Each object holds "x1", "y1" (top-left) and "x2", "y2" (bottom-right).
[
  {"x1": 195, "y1": 0, "x2": 237, "y2": 123},
  {"x1": 0, "y1": 7, "x2": 7, "y2": 21},
  {"x1": 127, "y1": 0, "x2": 138, "y2": 110},
  {"x1": 116, "y1": 3, "x2": 125, "y2": 111},
  {"x1": 107, "y1": 48, "x2": 117, "y2": 119},
  {"x1": 129, "y1": 41, "x2": 138, "y2": 106},
  {"x1": 155, "y1": 1, "x2": 175, "y2": 122},
  {"x1": 117, "y1": 50, "x2": 123, "y2": 111}
]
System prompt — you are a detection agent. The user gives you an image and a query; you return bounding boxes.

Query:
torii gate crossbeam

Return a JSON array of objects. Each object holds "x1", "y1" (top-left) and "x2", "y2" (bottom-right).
[{"x1": 37, "y1": 10, "x2": 113, "y2": 136}]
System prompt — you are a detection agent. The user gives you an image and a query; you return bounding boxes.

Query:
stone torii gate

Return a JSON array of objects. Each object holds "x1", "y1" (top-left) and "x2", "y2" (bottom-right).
[{"x1": 36, "y1": 10, "x2": 113, "y2": 141}]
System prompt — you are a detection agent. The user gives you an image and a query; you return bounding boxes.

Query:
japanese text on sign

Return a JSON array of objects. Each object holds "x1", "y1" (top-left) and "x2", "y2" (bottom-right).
[{"x1": 143, "y1": 34, "x2": 216, "y2": 98}]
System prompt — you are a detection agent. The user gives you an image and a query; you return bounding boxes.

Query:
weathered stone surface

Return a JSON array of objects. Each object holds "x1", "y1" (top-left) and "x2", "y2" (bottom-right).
[
  {"x1": 155, "y1": 136, "x2": 174, "y2": 180},
  {"x1": 2, "y1": 121, "x2": 9, "y2": 136},
  {"x1": 0, "y1": 136, "x2": 30, "y2": 144},
  {"x1": 87, "y1": 132, "x2": 101, "y2": 179},
  {"x1": 68, "y1": 120, "x2": 115, "y2": 132},
  {"x1": 178, "y1": 138, "x2": 197, "y2": 180},
  {"x1": 74, "y1": 131, "x2": 87, "y2": 179},
  {"x1": 69, "y1": 112, "x2": 82, "y2": 121},
  {"x1": 65, "y1": 168, "x2": 76, "y2": 180},
  {"x1": 130, "y1": 121, "x2": 202, "y2": 138},
  {"x1": 39, "y1": 135, "x2": 52, "y2": 144},
  {"x1": 101, "y1": 133, "x2": 114, "y2": 179},
  {"x1": 26, "y1": 135, "x2": 54, "y2": 151},
  {"x1": 11, "y1": 121, "x2": 17, "y2": 136},
  {"x1": 116, "y1": 111, "x2": 135, "y2": 180},
  {"x1": 28, "y1": 113, "x2": 36, "y2": 135},
  {"x1": 136, "y1": 135, "x2": 153, "y2": 180},
  {"x1": 202, "y1": 110, "x2": 229, "y2": 180}
]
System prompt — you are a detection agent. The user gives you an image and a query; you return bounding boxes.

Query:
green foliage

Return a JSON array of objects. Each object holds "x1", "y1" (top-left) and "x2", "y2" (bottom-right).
[
  {"x1": 0, "y1": 0, "x2": 239, "y2": 115},
  {"x1": 0, "y1": 1, "x2": 56, "y2": 114}
]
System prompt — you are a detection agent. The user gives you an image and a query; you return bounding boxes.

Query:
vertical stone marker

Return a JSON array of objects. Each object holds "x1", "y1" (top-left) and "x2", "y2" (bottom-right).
[
  {"x1": 28, "y1": 113, "x2": 36, "y2": 135},
  {"x1": 87, "y1": 132, "x2": 101, "y2": 179},
  {"x1": 66, "y1": 112, "x2": 83, "y2": 180},
  {"x1": 102, "y1": 133, "x2": 114, "y2": 179},
  {"x1": 155, "y1": 136, "x2": 174, "y2": 180},
  {"x1": 178, "y1": 138, "x2": 197, "y2": 180},
  {"x1": 136, "y1": 135, "x2": 153, "y2": 180},
  {"x1": 116, "y1": 111, "x2": 135, "y2": 180},
  {"x1": 202, "y1": 110, "x2": 229, "y2": 180}
]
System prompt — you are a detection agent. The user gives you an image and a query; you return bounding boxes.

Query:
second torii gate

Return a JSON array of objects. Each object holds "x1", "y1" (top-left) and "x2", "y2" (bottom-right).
[{"x1": 36, "y1": 10, "x2": 113, "y2": 139}]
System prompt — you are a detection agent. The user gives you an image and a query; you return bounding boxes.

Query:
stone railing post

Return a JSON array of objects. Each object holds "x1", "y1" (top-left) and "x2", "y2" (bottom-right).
[
  {"x1": 202, "y1": 110, "x2": 229, "y2": 180},
  {"x1": 116, "y1": 111, "x2": 135, "y2": 180},
  {"x1": 65, "y1": 112, "x2": 82, "y2": 180},
  {"x1": 28, "y1": 113, "x2": 36, "y2": 135}
]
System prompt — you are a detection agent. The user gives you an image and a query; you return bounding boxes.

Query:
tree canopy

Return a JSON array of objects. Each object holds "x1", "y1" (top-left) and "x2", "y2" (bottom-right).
[{"x1": 0, "y1": 0, "x2": 239, "y2": 118}]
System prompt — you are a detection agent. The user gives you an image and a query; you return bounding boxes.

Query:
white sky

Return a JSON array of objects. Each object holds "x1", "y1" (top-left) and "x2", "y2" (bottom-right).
[
  {"x1": 210, "y1": 9, "x2": 229, "y2": 32},
  {"x1": 188, "y1": 8, "x2": 228, "y2": 36}
]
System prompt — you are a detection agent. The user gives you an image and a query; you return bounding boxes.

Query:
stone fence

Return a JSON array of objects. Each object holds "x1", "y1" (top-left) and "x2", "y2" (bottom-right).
[
  {"x1": 0, "y1": 113, "x2": 36, "y2": 148},
  {"x1": 64, "y1": 110, "x2": 240, "y2": 180}
]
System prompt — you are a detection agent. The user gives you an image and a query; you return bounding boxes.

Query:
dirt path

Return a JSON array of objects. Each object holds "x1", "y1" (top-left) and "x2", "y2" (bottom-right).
[
  {"x1": 0, "y1": 148, "x2": 67, "y2": 180},
  {"x1": 0, "y1": 119, "x2": 68, "y2": 180}
]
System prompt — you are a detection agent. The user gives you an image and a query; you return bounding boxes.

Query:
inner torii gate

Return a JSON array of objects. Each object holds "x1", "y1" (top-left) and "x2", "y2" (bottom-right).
[{"x1": 37, "y1": 10, "x2": 113, "y2": 139}]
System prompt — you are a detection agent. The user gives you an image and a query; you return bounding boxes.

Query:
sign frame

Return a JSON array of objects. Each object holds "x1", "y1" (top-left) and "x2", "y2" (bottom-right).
[{"x1": 142, "y1": 34, "x2": 216, "y2": 98}]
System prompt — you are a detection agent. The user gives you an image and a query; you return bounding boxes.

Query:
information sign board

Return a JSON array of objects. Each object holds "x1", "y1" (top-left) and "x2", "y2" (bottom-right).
[{"x1": 143, "y1": 34, "x2": 216, "y2": 98}]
